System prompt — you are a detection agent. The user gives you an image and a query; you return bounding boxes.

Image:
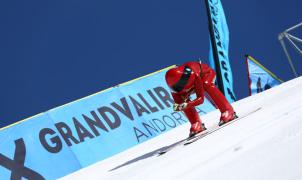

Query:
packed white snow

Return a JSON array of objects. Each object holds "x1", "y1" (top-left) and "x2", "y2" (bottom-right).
[{"x1": 61, "y1": 77, "x2": 302, "y2": 180}]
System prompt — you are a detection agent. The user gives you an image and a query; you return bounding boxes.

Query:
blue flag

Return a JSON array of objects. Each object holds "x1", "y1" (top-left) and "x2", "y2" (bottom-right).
[
  {"x1": 246, "y1": 55, "x2": 283, "y2": 95},
  {"x1": 206, "y1": 0, "x2": 236, "y2": 103}
]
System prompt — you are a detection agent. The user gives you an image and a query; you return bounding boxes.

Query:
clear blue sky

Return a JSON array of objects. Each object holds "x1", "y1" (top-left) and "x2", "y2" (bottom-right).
[{"x1": 0, "y1": 0, "x2": 301, "y2": 127}]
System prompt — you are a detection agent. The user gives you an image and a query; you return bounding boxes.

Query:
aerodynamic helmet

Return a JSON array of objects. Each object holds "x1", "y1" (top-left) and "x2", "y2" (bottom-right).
[{"x1": 165, "y1": 65, "x2": 195, "y2": 93}]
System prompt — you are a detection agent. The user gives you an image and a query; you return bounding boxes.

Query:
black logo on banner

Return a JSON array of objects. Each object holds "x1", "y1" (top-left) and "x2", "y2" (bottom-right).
[
  {"x1": 0, "y1": 138, "x2": 45, "y2": 180},
  {"x1": 257, "y1": 77, "x2": 272, "y2": 93}
]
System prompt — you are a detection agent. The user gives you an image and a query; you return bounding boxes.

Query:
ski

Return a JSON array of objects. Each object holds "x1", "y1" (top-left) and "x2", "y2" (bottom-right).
[
  {"x1": 184, "y1": 107, "x2": 261, "y2": 145},
  {"x1": 156, "y1": 107, "x2": 261, "y2": 155}
]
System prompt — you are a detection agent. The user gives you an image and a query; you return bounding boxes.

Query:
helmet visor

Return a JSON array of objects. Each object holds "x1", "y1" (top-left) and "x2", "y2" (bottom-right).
[{"x1": 171, "y1": 66, "x2": 192, "y2": 92}]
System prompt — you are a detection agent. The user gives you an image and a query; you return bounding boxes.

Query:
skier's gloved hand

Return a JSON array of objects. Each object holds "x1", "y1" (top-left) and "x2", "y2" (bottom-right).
[
  {"x1": 173, "y1": 103, "x2": 188, "y2": 111},
  {"x1": 173, "y1": 104, "x2": 179, "y2": 111},
  {"x1": 179, "y1": 103, "x2": 188, "y2": 110}
]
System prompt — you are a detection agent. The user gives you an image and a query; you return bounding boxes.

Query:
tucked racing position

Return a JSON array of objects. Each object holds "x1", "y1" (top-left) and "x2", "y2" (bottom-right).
[{"x1": 165, "y1": 61, "x2": 237, "y2": 137}]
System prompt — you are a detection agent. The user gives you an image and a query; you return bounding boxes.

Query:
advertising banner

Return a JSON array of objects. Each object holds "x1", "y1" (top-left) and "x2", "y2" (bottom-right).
[
  {"x1": 206, "y1": 0, "x2": 236, "y2": 102},
  {"x1": 246, "y1": 55, "x2": 283, "y2": 95},
  {"x1": 0, "y1": 67, "x2": 216, "y2": 179}
]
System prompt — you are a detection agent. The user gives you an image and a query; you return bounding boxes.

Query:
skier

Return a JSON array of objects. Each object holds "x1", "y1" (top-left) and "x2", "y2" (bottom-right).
[{"x1": 165, "y1": 61, "x2": 237, "y2": 137}]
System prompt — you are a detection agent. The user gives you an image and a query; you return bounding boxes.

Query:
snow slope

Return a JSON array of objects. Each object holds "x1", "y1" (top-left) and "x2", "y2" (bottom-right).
[{"x1": 61, "y1": 77, "x2": 302, "y2": 180}]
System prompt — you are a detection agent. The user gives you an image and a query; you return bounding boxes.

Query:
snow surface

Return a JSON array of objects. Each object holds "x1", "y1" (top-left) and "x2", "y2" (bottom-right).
[{"x1": 61, "y1": 77, "x2": 302, "y2": 180}]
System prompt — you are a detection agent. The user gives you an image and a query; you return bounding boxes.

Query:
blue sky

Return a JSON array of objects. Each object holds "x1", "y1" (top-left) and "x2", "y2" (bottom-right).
[{"x1": 0, "y1": 0, "x2": 301, "y2": 127}]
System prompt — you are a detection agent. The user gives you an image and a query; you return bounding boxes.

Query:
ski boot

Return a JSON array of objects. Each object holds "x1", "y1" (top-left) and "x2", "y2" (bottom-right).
[
  {"x1": 189, "y1": 121, "x2": 207, "y2": 137},
  {"x1": 218, "y1": 110, "x2": 238, "y2": 126}
]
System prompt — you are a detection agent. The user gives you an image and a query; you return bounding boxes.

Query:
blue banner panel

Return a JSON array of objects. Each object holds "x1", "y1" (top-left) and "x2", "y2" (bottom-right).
[
  {"x1": 246, "y1": 55, "x2": 283, "y2": 95},
  {"x1": 0, "y1": 67, "x2": 216, "y2": 179},
  {"x1": 207, "y1": 0, "x2": 236, "y2": 102},
  {"x1": 0, "y1": 114, "x2": 81, "y2": 180}
]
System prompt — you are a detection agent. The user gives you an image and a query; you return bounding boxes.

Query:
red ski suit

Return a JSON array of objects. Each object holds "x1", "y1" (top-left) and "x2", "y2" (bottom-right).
[{"x1": 166, "y1": 62, "x2": 234, "y2": 130}]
